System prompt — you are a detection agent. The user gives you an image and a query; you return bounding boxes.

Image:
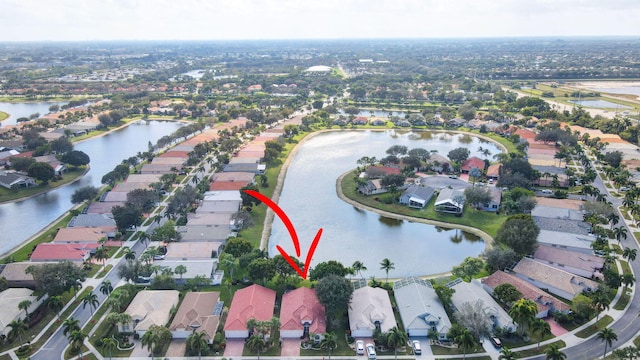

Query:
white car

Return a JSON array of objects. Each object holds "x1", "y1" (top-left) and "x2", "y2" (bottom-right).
[
  {"x1": 366, "y1": 343, "x2": 376, "y2": 359},
  {"x1": 412, "y1": 340, "x2": 422, "y2": 355},
  {"x1": 356, "y1": 340, "x2": 365, "y2": 355}
]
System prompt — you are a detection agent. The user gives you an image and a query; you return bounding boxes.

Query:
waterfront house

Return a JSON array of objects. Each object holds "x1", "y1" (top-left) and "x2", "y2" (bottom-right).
[
  {"x1": 348, "y1": 286, "x2": 396, "y2": 337},
  {"x1": 224, "y1": 284, "x2": 276, "y2": 339},
  {"x1": 169, "y1": 292, "x2": 221, "y2": 342},
  {"x1": 280, "y1": 287, "x2": 326, "y2": 339},
  {"x1": 394, "y1": 277, "x2": 451, "y2": 340}
]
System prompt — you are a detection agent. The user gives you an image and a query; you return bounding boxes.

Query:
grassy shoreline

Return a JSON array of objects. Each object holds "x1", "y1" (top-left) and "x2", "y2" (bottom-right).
[{"x1": 0, "y1": 110, "x2": 8, "y2": 121}]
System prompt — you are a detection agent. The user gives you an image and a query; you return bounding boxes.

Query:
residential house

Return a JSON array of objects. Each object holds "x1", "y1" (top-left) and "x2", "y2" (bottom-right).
[
  {"x1": 537, "y1": 229, "x2": 596, "y2": 255},
  {"x1": 448, "y1": 279, "x2": 515, "y2": 334},
  {"x1": 486, "y1": 164, "x2": 501, "y2": 180},
  {"x1": 163, "y1": 242, "x2": 223, "y2": 260},
  {"x1": 370, "y1": 119, "x2": 387, "y2": 126},
  {"x1": 479, "y1": 187, "x2": 501, "y2": 212},
  {"x1": 122, "y1": 290, "x2": 180, "y2": 336},
  {"x1": 460, "y1": 157, "x2": 486, "y2": 174},
  {"x1": 434, "y1": 188, "x2": 465, "y2": 214},
  {"x1": 52, "y1": 226, "x2": 116, "y2": 243},
  {"x1": 169, "y1": 292, "x2": 222, "y2": 342},
  {"x1": 447, "y1": 118, "x2": 467, "y2": 127},
  {"x1": 534, "y1": 245, "x2": 605, "y2": 280},
  {"x1": 0, "y1": 262, "x2": 40, "y2": 288},
  {"x1": 0, "y1": 288, "x2": 40, "y2": 336},
  {"x1": 211, "y1": 172, "x2": 255, "y2": 184},
  {"x1": 224, "y1": 284, "x2": 276, "y2": 339},
  {"x1": 222, "y1": 163, "x2": 264, "y2": 174},
  {"x1": 427, "y1": 154, "x2": 450, "y2": 173},
  {"x1": 357, "y1": 179, "x2": 387, "y2": 196},
  {"x1": 187, "y1": 212, "x2": 236, "y2": 228},
  {"x1": 30, "y1": 243, "x2": 98, "y2": 262},
  {"x1": 209, "y1": 181, "x2": 248, "y2": 191},
  {"x1": 348, "y1": 286, "x2": 397, "y2": 337},
  {"x1": 512, "y1": 257, "x2": 599, "y2": 300},
  {"x1": 533, "y1": 216, "x2": 591, "y2": 235},
  {"x1": 68, "y1": 214, "x2": 117, "y2": 228},
  {"x1": 140, "y1": 163, "x2": 178, "y2": 175},
  {"x1": 399, "y1": 185, "x2": 435, "y2": 209},
  {"x1": 177, "y1": 225, "x2": 235, "y2": 242},
  {"x1": 481, "y1": 271, "x2": 571, "y2": 318},
  {"x1": 0, "y1": 172, "x2": 36, "y2": 189},
  {"x1": 352, "y1": 117, "x2": 368, "y2": 125},
  {"x1": 394, "y1": 277, "x2": 451, "y2": 340},
  {"x1": 280, "y1": 287, "x2": 326, "y2": 339}
]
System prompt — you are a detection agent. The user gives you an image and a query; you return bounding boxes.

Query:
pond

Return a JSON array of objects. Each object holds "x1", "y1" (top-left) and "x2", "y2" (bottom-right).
[
  {"x1": 0, "y1": 120, "x2": 183, "y2": 256},
  {"x1": 268, "y1": 130, "x2": 502, "y2": 278},
  {"x1": 339, "y1": 109, "x2": 408, "y2": 118},
  {"x1": 0, "y1": 101, "x2": 69, "y2": 126}
]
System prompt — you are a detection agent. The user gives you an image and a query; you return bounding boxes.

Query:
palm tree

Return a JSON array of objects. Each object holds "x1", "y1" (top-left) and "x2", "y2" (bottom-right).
[
  {"x1": 62, "y1": 317, "x2": 80, "y2": 337},
  {"x1": 498, "y1": 346, "x2": 516, "y2": 360},
  {"x1": 100, "y1": 280, "x2": 113, "y2": 296},
  {"x1": 82, "y1": 292, "x2": 99, "y2": 316},
  {"x1": 94, "y1": 246, "x2": 109, "y2": 268},
  {"x1": 544, "y1": 343, "x2": 567, "y2": 360},
  {"x1": 352, "y1": 261, "x2": 367, "y2": 279},
  {"x1": 141, "y1": 328, "x2": 159, "y2": 360},
  {"x1": 455, "y1": 329, "x2": 476, "y2": 359},
  {"x1": 186, "y1": 330, "x2": 209, "y2": 360},
  {"x1": 102, "y1": 337, "x2": 117, "y2": 360},
  {"x1": 623, "y1": 247, "x2": 637, "y2": 262},
  {"x1": 7, "y1": 319, "x2": 27, "y2": 345},
  {"x1": 614, "y1": 226, "x2": 628, "y2": 243},
  {"x1": 508, "y1": 298, "x2": 537, "y2": 337},
  {"x1": 596, "y1": 327, "x2": 618, "y2": 359},
  {"x1": 380, "y1": 258, "x2": 395, "y2": 282},
  {"x1": 622, "y1": 272, "x2": 635, "y2": 289},
  {"x1": 123, "y1": 247, "x2": 136, "y2": 261},
  {"x1": 607, "y1": 212, "x2": 620, "y2": 229},
  {"x1": 531, "y1": 318, "x2": 551, "y2": 350},
  {"x1": 320, "y1": 332, "x2": 338, "y2": 360},
  {"x1": 592, "y1": 291, "x2": 611, "y2": 322},
  {"x1": 386, "y1": 327, "x2": 408, "y2": 360},
  {"x1": 47, "y1": 296, "x2": 64, "y2": 320},
  {"x1": 68, "y1": 330, "x2": 85, "y2": 358},
  {"x1": 18, "y1": 300, "x2": 32, "y2": 320},
  {"x1": 246, "y1": 334, "x2": 267, "y2": 360}
]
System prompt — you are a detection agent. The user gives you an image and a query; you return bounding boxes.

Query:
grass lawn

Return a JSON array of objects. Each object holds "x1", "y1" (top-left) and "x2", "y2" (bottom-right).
[
  {"x1": 575, "y1": 315, "x2": 614, "y2": 338},
  {"x1": 0, "y1": 110, "x2": 8, "y2": 121},
  {"x1": 613, "y1": 287, "x2": 632, "y2": 310},
  {"x1": 513, "y1": 340, "x2": 566, "y2": 358},
  {"x1": 620, "y1": 259, "x2": 631, "y2": 274},
  {"x1": 341, "y1": 174, "x2": 506, "y2": 237},
  {"x1": 431, "y1": 343, "x2": 485, "y2": 356},
  {"x1": 0, "y1": 167, "x2": 86, "y2": 203},
  {"x1": 95, "y1": 265, "x2": 113, "y2": 279},
  {"x1": 2, "y1": 212, "x2": 75, "y2": 263}
]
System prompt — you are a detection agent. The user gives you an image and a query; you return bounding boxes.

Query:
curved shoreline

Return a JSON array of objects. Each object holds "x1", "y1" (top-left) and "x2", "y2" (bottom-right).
[
  {"x1": 259, "y1": 128, "x2": 499, "y2": 255},
  {"x1": 0, "y1": 166, "x2": 90, "y2": 206}
]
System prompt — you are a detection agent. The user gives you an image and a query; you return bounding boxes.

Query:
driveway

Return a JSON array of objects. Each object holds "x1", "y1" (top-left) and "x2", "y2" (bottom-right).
[
  {"x1": 223, "y1": 338, "x2": 245, "y2": 357},
  {"x1": 165, "y1": 338, "x2": 187, "y2": 357},
  {"x1": 419, "y1": 174, "x2": 471, "y2": 190},
  {"x1": 281, "y1": 338, "x2": 301, "y2": 356}
]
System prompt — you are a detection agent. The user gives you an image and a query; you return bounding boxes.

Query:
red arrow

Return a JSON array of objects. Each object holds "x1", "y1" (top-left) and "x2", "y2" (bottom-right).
[{"x1": 243, "y1": 190, "x2": 322, "y2": 279}]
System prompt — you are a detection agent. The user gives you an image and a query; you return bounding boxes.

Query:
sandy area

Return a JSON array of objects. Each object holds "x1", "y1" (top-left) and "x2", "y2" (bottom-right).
[{"x1": 569, "y1": 81, "x2": 640, "y2": 89}]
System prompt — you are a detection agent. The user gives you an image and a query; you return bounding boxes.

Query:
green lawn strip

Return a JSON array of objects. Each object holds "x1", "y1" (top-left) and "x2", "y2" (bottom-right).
[
  {"x1": 634, "y1": 335, "x2": 640, "y2": 348},
  {"x1": 0, "y1": 167, "x2": 86, "y2": 203},
  {"x1": 619, "y1": 259, "x2": 631, "y2": 274},
  {"x1": 299, "y1": 317, "x2": 356, "y2": 356},
  {"x1": 613, "y1": 287, "x2": 631, "y2": 310},
  {"x1": 341, "y1": 174, "x2": 506, "y2": 237},
  {"x1": 431, "y1": 343, "x2": 485, "y2": 356},
  {"x1": 95, "y1": 265, "x2": 113, "y2": 279},
  {"x1": 2, "y1": 212, "x2": 75, "y2": 263},
  {"x1": 0, "y1": 110, "x2": 8, "y2": 121},
  {"x1": 513, "y1": 340, "x2": 566, "y2": 358},
  {"x1": 575, "y1": 315, "x2": 614, "y2": 338}
]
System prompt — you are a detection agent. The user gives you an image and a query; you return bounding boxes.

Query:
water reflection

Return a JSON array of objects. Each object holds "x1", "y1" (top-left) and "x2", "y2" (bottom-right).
[{"x1": 378, "y1": 216, "x2": 403, "y2": 227}]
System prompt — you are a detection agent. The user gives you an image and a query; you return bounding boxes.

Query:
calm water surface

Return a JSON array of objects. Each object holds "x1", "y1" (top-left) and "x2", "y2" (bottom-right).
[
  {"x1": 0, "y1": 101, "x2": 68, "y2": 126},
  {"x1": 0, "y1": 120, "x2": 183, "y2": 256},
  {"x1": 269, "y1": 130, "x2": 501, "y2": 278}
]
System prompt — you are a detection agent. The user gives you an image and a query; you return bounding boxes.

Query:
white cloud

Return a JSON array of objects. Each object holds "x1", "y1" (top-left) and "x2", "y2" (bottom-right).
[{"x1": 2, "y1": 0, "x2": 640, "y2": 41}]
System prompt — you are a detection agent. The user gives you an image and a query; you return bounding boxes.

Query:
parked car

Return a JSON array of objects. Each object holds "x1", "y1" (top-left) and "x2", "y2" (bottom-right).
[
  {"x1": 541, "y1": 189, "x2": 553, "y2": 194},
  {"x1": 448, "y1": 175, "x2": 458, "y2": 179},
  {"x1": 356, "y1": 340, "x2": 365, "y2": 355},
  {"x1": 490, "y1": 336, "x2": 502, "y2": 348},
  {"x1": 620, "y1": 186, "x2": 630, "y2": 191},
  {"x1": 412, "y1": 340, "x2": 422, "y2": 355},
  {"x1": 366, "y1": 343, "x2": 376, "y2": 359}
]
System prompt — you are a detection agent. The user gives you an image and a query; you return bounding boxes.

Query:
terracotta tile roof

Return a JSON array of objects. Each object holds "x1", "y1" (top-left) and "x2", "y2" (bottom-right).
[
  {"x1": 280, "y1": 287, "x2": 326, "y2": 334},
  {"x1": 368, "y1": 166, "x2": 401, "y2": 175},
  {"x1": 209, "y1": 181, "x2": 248, "y2": 191},
  {"x1": 159, "y1": 151, "x2": 190, "y2": 159},
  {"x1": 53, "y1": 226, "x2": 116, "y2": 243},
  {"x1": 487, "y1": 164, "x2": 501, "y2": 177},
  {"x1": 223, "y1": 284, "x2": 276, "y2": 331},
  {"x1": 30, "y1": 243, "x2": 98, "y2": 261},
  {"x1": 481, "y1": 271, "x2": 571, "y2": 313},
  {"x1": 534, "y1": 245, "x2": 605, "y2": 274},
  {"x1": 461, "y1": 157, "x2": 485, "y2": 172}
]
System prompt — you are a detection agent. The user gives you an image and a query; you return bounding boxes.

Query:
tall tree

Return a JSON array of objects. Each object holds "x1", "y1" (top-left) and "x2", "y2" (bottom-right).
[
  {"x1": 351, "y1": 261, "x2": 367, "y2": 279},
  {"x1": 82, "y1": 292, "x2": 99, "y2": 315},
  {"x1": 544, "y1": 343, "x2": 567, "y2": 360},
  {"x1": 246, "y1": 334, "x2": 267, "y2": 360},
  {"x1": 508, "y1": 299, "x2": 537, "y2": 336},
  {"x1": 186, "y1": 331, "x2": 209, "y2": 360},
  {"x1": 380, "y1": 258, "x2": 395, "y2": 282},
  {"x1": 100, "y1": 280, "x2": 113, "y2": 296},
  {"x1": 7, "y1": 319, "x2": 27, "y2": 345},
  {"x1": 386, "y1": 327, "x2": 408, "y2": 360},
  {"x1": 596, "y1": 328, "x2": 618, "y2": 359},
  {"x1": 47, "y1": 296, "x2": 64, "y2": 320},
  {"x1": 495, "y1": 214, "x2": 540, "y2": 255},
  {"x1": 102, "y1": 337, "x2": 118, "y2": 360},
  {"x1": 315, "y1": 275, "x2": 354, "y2": 325},
  {"x1": 531, "y1": 318, "x2": 551, "y2": 350},
  {"x1": 320, "y1": 332, "x2": 338, "y2": 360},
  {"x1": 455, "y1": 329, "x2": 476, "y2": 360},
  {"x1": 18, "y1": 300, "x2": 32, "y2": 320}
]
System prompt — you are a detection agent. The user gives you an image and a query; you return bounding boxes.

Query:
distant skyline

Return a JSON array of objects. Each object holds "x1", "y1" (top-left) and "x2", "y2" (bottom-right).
[{"x1": 2, "y1": 0, "x2": 640, "y2": 42}]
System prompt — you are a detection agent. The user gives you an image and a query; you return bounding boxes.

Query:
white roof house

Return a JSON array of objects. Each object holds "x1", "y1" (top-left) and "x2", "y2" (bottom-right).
[
  {"x1": 203, "y1": 191, "x2": 243, "y2": 202},
  {"x1": 394, "y1": 277, "x2": 451, "y2": 340},
  {"x1": 537, "y1": 229, "x2": 596, "y2": 254},
  {"x1": 0, "y1": 288, "x2": 40, "y2": 336},
  {"x1": 448, "y1": 279, "x2": 516, "y2": 333},
  {"x1": 434, "y1": 188, "x2": 465, "y2": 214},
  {"x1": 123, "y1": 290, "x2": 180, "y2": 336},
  {"x1": 348, "y1": 286, "x2": 397, "y2": 337}
]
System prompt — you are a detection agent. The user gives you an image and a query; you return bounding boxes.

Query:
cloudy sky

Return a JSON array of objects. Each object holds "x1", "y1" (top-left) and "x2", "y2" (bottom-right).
[{"x1": 2, "y1": 0, "x2": 639, "y2": 41}]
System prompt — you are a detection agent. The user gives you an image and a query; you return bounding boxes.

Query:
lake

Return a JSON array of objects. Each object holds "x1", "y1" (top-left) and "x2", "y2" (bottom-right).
[
  {"x1": 569, "y1": 99, "x2": 631, "y2": 109},
  {"x1": 0, "y1": 120, "x2": 183, "y2": 256},
  {"x1": 269, "y1": 130, "x2": 501, "y2": 278},
  {"x1": 0, "y1": 101, "x2": 68, "y2": 126}
]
